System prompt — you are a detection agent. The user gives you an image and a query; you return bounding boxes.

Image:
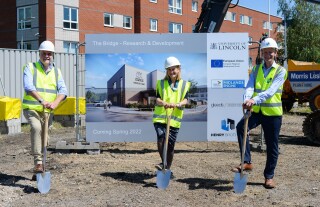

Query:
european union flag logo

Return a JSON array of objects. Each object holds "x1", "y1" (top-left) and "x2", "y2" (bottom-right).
[{"x1": 211, "y1": 59, "x2": 223, "y2": 68}]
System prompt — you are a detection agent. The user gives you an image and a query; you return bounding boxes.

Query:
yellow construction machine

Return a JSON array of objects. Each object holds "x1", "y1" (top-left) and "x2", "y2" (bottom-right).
[{"x1": 282, "y1": 59, "x2": 320, "y2": 145}]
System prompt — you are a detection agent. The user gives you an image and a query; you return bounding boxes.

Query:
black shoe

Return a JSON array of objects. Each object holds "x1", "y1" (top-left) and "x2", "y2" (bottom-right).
[
  {"x1": 170, "y1": 172, "x2": 175, "y2": 179},
  {"x1": 31, "y1": 174, "x2": 37, "y2": 181}
]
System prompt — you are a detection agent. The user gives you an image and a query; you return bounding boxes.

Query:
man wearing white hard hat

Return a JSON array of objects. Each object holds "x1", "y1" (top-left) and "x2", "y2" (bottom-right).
[
  {"x1": 231, "y1": 37, "x2": 287, "y2": 189},
  {"x1": 153, "y1": 56, "x2": 191, "y2": 179},
  {"x1": 22, "y1": 40, "x2": 67, "y2": 180}
]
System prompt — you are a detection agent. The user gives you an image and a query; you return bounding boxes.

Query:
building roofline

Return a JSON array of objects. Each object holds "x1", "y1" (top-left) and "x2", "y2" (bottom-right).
[{"x1": 231, "y1": 3, "x2": 282, "y2": 19}]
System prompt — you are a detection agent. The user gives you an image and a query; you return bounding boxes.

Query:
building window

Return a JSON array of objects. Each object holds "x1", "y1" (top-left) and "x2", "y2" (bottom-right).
[
  {"x1": 248, "y1": 16, "x2": 252, "y2": 26},
  {"x1": 18, "y1": 42, "x2": 31, "y2": 50},
  {"x1": 231, "y1": 12, "x2": 236, "y2": 22},
  {"x1": 269, "y1": 22, "x2": 273, "y2": 30},
  {"x1": 263, "y1": 21, "x2": 268, "y2": 29},
  {"x1": 169, "y1": 22, "x2": 182, "y2": 33},
  {"x1": 248, "y1": 36, "x2": 253, "y2": 45},
  {"x1": 17, "y1": 7, "x2": 32, "y2": 30},
  {"x1": 150, "y1": 19, "x2": 158, "y2": 31},
  {"x1": 104, "y1": 13, "x2": 114, "y2": 27},
  {"x1": 123, "y1": 16, "x2": 132, "y2": 29},
  {"x1": 150, "y1": 0, "x2": 157, "y2": 2},
  {"x1": 169, "y1": 0, "x2": 182, "y2": 14},
  {"x1": 63, "y1": 42, "x2": 77, "y2": 54},
  {"x1": 192, "y1": 1, "x2": 198, "y2": 12},
  {"x1": 240, "y1": 15, "x2": 244, "y2": 24},
  {"x1": 113, "y1": 82, "x2": 116, "y2": 89},
  {"x1": 63, "y1": 7, "x2": 78, "y2": 30}
]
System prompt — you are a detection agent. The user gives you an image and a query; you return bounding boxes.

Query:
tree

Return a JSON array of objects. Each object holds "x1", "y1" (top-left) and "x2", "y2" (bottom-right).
[
  {"x1": 85, "y1": 90, "x2": 96, "y2": 103},
  {"x1": 278, "y1": 0, "x2": 320, "y2": 63}
]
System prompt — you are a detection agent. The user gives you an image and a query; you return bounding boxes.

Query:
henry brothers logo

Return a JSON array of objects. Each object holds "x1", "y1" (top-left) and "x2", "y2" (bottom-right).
[
  {"x1": 221, "y1": 118, "x2": 235, "y2": 131},
  {"x1": 210, "y1": 42, "x2": 247, "y2": 50}
]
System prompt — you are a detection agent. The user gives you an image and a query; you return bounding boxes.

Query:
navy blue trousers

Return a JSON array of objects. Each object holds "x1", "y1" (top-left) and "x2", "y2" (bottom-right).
[{"x1": 236, "y1": 111, "x2": 282, "y2": 179}]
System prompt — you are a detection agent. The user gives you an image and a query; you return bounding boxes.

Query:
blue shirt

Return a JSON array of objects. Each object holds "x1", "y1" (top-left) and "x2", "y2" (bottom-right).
[
  {"x1": 23, "y1": 60, "x2": 68, "y2": 97},
  {"x1": 244, "y1": 61, "x2": 286, "y2": 105}
]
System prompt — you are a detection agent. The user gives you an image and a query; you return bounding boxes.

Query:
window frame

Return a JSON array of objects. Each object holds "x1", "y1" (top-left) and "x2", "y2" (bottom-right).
[
  {"x1": 63, "y1": 41, "x2": 77, "y2": 54},
  {"x1": 17, "y1": 6, "x2": 32, "y2": 30},
  {"x1": 150, "y1": 18, "x2": 158, "y2": 32},
  {"x1": 169, "y1": 0, "x2": 182, "y2": 15},
  {"x1": 63, "y1": 7, "x2": 78, "y2": 30},
  {"x1": 123, "y1": 16, "x2": 132, "y2": 29},
  {"x1": 104, "y1": 13, "x2": 114, "y2": 27},
  {"x1": 231, "y1": 12, "x2": 236, "y2": 22},
  {"x1": 248, "y1": 16, "x2": 252, "y2": 26},
  {"x1": 239, "y1": 15, "x2": 244, "y2": 24},
  {"x1": 169, "y1": 22, "x2": 183, "y2": 33},
  {"x1": 192, "y1": 1, "x2": 198, "y2": 12}
]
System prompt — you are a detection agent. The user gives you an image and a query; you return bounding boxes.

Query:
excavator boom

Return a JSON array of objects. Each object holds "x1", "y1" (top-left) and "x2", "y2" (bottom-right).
[{"x1": 193, "y1": 0, "x2": 232, "y2": 33}]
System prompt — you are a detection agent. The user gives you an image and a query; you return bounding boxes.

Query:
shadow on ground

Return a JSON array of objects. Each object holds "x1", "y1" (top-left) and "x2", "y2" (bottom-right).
[
  {"x1": 279, "y1": 135, "x2": 317, "y2": 146},
  {"x1": 175, "y1": 177, "x2": 233, "y2": 191},
  {"x1": 0, "y1": 173, "x2": 38, "y2": 193},
  {"x1": 100, "y1": 171, "x2": 156, "y2": 188}
]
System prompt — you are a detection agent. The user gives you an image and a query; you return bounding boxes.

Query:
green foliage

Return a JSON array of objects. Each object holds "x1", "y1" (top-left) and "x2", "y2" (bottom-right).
[
  {"x1": 278, "y1": 0, "x2": 320, "y2": 63},
  {"x1": 85, "y1": 90, "x2": 97, "y2": 103}
]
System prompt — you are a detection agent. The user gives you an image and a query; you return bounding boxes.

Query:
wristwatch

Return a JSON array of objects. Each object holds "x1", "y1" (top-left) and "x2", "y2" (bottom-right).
[{"x1": 38, "y1": 98, "x2": 44, "y2": 104}]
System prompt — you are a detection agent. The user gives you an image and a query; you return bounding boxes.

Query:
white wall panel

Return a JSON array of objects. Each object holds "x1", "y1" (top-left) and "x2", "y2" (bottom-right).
[{"x1": 0, "y1": 48, "x2": 85, "y2": 122}]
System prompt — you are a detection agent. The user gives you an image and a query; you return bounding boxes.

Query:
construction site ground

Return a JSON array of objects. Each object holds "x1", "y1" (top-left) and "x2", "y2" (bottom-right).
[{"x1": 0, "y1": 108, "x2": 319, "y2": 207}]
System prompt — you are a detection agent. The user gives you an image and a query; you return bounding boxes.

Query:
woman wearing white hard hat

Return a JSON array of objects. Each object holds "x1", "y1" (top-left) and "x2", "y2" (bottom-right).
[
  {"x1": 22, "y1": 40, "x2": 68, "y2": 180},
  {"x1": 152, "y1": 56, "x2": 191, "y2": 179},
  {"x1": 232, "y1": 37, "x2": 287, "y2": 189}
]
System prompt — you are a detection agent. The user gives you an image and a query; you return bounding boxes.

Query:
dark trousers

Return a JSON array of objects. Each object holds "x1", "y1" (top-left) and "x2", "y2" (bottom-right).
[{"x1": 236, "y1": 111, "x2": 282, "y2": 179}]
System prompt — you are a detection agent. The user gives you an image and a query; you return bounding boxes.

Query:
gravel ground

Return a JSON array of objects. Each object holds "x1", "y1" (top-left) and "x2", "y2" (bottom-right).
[{"x1": 0, "y1": 112, "x2": 319, "y2": 207}]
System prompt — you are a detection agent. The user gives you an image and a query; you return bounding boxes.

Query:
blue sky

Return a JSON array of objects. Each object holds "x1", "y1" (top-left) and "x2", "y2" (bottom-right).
[
  {"x1": 232, "y1": 0, "x2": 281, "y2": 17},
  {"x1": 86, "y1": 53, "x2": 207, "y2": 88}
]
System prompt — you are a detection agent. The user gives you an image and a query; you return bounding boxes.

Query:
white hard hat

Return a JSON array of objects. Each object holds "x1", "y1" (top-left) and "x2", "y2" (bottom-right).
[
  {"x1": 39, "y1": 40, "x2": 55, "y2": 52},
  {"x1": 260, "y1": 38, "x2": 278, "y2": 50},
  {"x1": 164, "y1": 56, "x2": 181, "y2": 69}
]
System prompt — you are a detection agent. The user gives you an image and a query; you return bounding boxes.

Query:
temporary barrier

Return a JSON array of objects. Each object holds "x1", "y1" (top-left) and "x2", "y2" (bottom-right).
[
  {"x1": 0, "y1": 96, "x2": 21, "y2": 134},
  {"x1": 54, "y1": 97, "x2": 86, "y2": 115},
  {"x1": 0, "y1": 96, "x2": 21, "y2": 121}
]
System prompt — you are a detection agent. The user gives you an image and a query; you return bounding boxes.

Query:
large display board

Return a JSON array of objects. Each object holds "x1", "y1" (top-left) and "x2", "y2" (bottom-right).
[{"x1": 85, "y1": 33, "x2": 248, "y2": 142}]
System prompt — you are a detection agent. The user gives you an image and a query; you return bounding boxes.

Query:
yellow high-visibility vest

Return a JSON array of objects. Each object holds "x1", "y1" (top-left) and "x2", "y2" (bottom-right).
[
  {"x1": 153, "y1": 79, "x2": 191, "y2": 128},
  {"x1": 252, "y1": 63, "x2": 287, "y2": 116},
  {"x1": 22, "y1": 62, "x2": 60, "y2": 112}
]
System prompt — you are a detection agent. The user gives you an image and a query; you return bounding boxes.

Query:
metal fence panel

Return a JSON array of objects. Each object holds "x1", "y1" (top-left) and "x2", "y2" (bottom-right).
[{"x1": 0, "y1": 48, "x2": 85, "y2": 122}]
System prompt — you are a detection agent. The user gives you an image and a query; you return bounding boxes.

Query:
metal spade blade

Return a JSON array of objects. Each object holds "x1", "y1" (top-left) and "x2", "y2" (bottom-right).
[{"x1": 156, "y1": 169, "x2": 171, "y2": 190}]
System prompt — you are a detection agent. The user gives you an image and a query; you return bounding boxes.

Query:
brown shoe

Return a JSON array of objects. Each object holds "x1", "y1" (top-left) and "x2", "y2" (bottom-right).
[
  {"x1": 264, "y1": 178, "x2": 276, "y2": 189},
  {"x1": 34, "y1": 164, "x2": 44, "y2": 173},
  {"x1": 231, "y1": 163, "x2": 253, "y2": 172}
]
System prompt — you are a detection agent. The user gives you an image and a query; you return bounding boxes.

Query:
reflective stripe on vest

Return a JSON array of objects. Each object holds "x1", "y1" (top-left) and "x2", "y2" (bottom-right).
[
  {"x1": 252, "y1": 63, "x2": 287, "y2": 116},
  {"x1": 22, "y1": 62, "x2": 59, "y2": 112},
  {"x1": 153, "y1": 79, "x2": 190, "y2": 128}
]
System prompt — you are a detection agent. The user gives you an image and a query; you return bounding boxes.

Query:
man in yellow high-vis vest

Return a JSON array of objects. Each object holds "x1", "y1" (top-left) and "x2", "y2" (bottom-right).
[
  {"x1": 153, "y1": 57, "x2": 191, "y2": 178},
  {"x1": 231, "y1": 38, "x2": 287, "y2": 189},
  {"x1": 22, "y1": 41, "x2": 67, "y2": 179}
]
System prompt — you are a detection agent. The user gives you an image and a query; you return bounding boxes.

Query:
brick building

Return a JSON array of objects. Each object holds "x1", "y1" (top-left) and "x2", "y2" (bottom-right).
[{"x1": 0, "y1": 0, "x2": 282, "y2": 65}]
